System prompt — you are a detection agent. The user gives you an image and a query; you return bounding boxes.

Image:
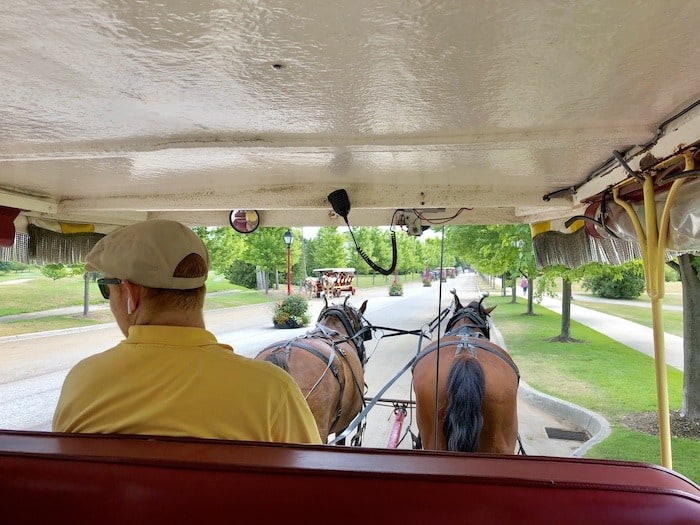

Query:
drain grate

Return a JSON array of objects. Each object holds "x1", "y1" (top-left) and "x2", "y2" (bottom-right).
[{"x1": 545, "y1": 427, "x2": 589, "y2": 441}]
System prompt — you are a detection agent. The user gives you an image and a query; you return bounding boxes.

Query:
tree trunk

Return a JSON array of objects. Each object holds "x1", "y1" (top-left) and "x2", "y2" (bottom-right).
[
  {"x1": 678, "y1": 254, "x2": 700, "y2": 420},
  {"x1": 83, "y1": 272, "x2": 90, "y2": 317},
  {"x1": 510, "y1": 276, "x2": 517, "y2": 303},
  {"x1": 526, "y1": 278, "x2": 534, "y2": 315},
  {"x1": 547, "y1": 277, "x2": 579, "y2": 342},
  {"x1": 559, "y1": 277, "x2": 572, "y2": 339}
]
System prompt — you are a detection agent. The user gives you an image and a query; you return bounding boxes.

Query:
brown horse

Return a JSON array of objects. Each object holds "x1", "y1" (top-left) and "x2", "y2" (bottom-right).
[
  {"x1": 255, "y1": 296, "x2": 369, "y2": 444},
  {"x1": 411, "y1": 290, "x2": 520, "y2": 453}
]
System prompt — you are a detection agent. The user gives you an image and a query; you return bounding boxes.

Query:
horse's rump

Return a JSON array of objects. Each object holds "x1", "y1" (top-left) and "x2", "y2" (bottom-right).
[
  {"x1": 412, "y1": 293, "x2": 520, "y2": 454},
  {"x1": 412, "y1": 338, "x2": 518, "y2": 453}
]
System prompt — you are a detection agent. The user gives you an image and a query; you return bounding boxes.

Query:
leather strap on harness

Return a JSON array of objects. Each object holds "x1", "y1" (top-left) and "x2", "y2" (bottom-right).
[
  {"x1": 445, "y1": 308, "x2": 490, "y2": 339},
  {"x1": 264, "y1": 338, "x2": 346, "y2": 430},
  {"x1": 412, "y1": 335, "x2": 520, "y2": 381}
]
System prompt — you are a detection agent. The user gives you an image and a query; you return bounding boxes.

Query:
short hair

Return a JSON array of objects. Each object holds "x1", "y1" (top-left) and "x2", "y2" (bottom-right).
[{"x1": 142, "y1": 253, "x2": 208, "y2": 310}]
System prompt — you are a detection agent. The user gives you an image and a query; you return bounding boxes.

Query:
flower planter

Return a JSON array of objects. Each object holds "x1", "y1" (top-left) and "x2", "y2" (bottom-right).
[
  {"x1": 273, "y1": 320, "x2": 303, "y2": 329},
  {"x1": 388, "y1": 283, "x2": 404, "y2": 296}
]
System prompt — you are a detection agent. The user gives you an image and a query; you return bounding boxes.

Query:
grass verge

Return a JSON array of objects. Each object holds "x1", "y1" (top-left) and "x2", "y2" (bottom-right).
[
  {"x1": 488, "y1": 295, "x2": 698, "y2": 484},
  {"x1": 0, "y1": 272, "x2": 281, "y2": 337}
]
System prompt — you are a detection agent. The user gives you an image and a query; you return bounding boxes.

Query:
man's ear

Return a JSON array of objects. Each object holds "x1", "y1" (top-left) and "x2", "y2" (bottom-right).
[{"x1": 122, "y1": 280, "x2": 140, "y2": 311}]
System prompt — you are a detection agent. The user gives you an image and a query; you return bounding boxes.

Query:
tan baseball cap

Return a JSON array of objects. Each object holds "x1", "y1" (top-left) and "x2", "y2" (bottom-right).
[{"x1": 85, "y1": 219, "x2": 209, "y2": 289}]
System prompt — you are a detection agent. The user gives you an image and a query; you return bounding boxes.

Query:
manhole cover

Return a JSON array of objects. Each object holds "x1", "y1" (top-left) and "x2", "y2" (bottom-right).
[{"x1": 545, "y1": 427, "x2": 589, "y2": 441}]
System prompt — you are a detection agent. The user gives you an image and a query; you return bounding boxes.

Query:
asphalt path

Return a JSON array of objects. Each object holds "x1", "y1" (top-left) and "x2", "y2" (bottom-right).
[{"x1": 0, "y1": 274, "x2": 589, "y2": 456}]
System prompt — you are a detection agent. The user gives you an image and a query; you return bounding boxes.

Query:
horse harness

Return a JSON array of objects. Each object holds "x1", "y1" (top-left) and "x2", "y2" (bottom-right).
[
  {"x1": 413, "y1": 308, "x2": 520, "y2": 381},
  {"x1": 445, "y1": 307, "x2": 491, "y2": 340},
  {"x1": 317, "y1": 305, "x2": 370, "y2": 365},
  {"x1": 264, "y1": 307, "x2": 367, "y2": 432}
]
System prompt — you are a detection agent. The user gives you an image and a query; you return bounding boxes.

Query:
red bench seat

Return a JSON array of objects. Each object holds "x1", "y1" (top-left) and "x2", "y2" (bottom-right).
[{"x1": 1, "y1": 430, "x2": 699, "y2": 524}]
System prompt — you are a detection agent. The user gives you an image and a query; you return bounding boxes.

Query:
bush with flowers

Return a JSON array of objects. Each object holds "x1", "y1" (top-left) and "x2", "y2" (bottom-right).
[
  {"x1": 272, "y1": 294, "x2": 311, "y2": 328},
  {"x1": 388, "y1": 281, "x2": 404, "y2": 296}
]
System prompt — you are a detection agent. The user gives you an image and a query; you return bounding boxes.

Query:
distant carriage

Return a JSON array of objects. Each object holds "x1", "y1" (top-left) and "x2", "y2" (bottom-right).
[{"x1": 311, "y1": 268, "x2": 356, "y2": 298}]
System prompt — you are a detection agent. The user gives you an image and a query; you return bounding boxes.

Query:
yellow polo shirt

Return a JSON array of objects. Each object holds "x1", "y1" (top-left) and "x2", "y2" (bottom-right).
[{"x1": 53, "y1": 325, "x2": 322, "y2": 444}]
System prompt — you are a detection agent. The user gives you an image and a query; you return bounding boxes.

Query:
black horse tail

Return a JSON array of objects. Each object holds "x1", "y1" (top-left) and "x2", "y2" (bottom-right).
[
  {"x1": 263, "y1": 349, "x2": 289, "y2": 372},
  {"x1": 443, "y1": 356, "x2": 485, "y2": 452}
]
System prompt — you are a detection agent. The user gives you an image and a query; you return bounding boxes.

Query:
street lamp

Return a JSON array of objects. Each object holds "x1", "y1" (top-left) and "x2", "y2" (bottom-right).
[{"x1": 283, "y1": 228, "x2": 294, "y2": 296}]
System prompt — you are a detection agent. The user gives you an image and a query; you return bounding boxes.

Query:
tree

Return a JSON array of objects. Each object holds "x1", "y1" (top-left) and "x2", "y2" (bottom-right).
[
  {"x1": 668, "y1": 254, "x2": 700, "y2": 421},
  {"x1": 193, "y1": 226, "x2": 246, "y2": 274},
  {"x1": 223, "y1": 260, "x2": 257, "y2": 289},
  {"x1": 303, "y1": 226, "x2": 345, "y2": 271},
  {"x1": 394, "y1": 233, "x2": 421, "y2": 275},
  {"x1": 40, "y1": 263, "x2": 69, "y2": 281},
  {"x1": 446, "y1": 224, "x2": 538, "y2": 311},
  {"x1": 244, "y1": 227, "x2": 300, "y2": 293},
  {"x1": 537, "y1": 264, "x2": 589, "y2": 343},
  {"x1": 420, "y1": 237, "x2": 443, "y2": 270},
  {"x1": 345, "y1": 227, "x2": 377, "y2": 273},
  {"x1": 344, "y1": 227, "x2": 398, "y2": 284}
]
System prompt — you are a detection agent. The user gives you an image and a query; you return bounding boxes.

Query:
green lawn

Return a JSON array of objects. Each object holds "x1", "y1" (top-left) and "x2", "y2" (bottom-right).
[
  {"x1": 0, "y1": 271, "x2": 276, "y2": 337},
  {"x1": 0, "y1": 270, "x2": 257, "y2": 315},
  {"x1": 571, "y1": 281, "x2": 684, "y2": 308},
  {"x1": 487, "y1": 295, "x2": 698, "y2": 484},
  {"x1": 0, "y1": 272, "x2": 109, "y2": 315}
]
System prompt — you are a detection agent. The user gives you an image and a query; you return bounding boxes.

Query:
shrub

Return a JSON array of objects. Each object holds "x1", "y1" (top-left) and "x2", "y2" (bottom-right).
[
  {"x1": 40, "y1": 264, "x2": 69, "y2": 281},
  {"x1": 389, "y1": 281, "x2": 404, "y2": 296},
  {"x1": 0, "y1": 261, "x2": 28, "y2": 273},
  {"x1": 664, "y1": 264, "x2": 680, "y2": 282},
  {"x1": 224, "y1": 260, "x2": 257, "y2": 289},
  {"x1": 581, "y1": 262, "x2": 645, "y2": 299},
  {"x1": 273, "y1": 294, "x2": 311, "y2": 328}
]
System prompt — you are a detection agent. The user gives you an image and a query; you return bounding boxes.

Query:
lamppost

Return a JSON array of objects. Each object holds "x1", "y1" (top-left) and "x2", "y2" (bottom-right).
[{"x1": 283, "y1": 228, "x2": 294, "y2": 296}]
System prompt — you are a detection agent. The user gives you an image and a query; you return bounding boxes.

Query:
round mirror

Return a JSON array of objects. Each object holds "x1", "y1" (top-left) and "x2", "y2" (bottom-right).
[{"x1": 229, "y1": 210, "x2": 260, "y2": 234}]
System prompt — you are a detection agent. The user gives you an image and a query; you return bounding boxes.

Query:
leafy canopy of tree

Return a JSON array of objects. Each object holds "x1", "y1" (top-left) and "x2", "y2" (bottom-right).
[
  {"x1": 306, "y1": 227, "x2": 346, "y2": 269},
  {"x1": 40, "y1": 264, "x2": 70, "y2": 281}
]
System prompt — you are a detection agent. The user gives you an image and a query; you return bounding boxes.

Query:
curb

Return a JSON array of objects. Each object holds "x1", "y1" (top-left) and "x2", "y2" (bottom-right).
[
  {"x1": 0, "y1": 322, "x2": 118, "y2": 343},
  {"x1": 517, "y1": 379, "x2": 612, "y2": 457},
  {"x1": 490, "y1": 323, "x2": 612, "y2": 457}
]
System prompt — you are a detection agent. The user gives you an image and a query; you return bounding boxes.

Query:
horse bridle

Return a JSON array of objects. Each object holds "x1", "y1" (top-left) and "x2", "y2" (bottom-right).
[
  {"x1": 316, "y1": 305, "x2": 370, "y2": 365},
  {"x1": 445, "y1": 305, "x2": 490, "y2": 339}
]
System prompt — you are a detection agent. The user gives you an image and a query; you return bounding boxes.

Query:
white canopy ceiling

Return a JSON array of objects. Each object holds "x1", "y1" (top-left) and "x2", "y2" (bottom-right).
[{"x1": 1, "y1": 1, "x2": 699, "y2": 230}]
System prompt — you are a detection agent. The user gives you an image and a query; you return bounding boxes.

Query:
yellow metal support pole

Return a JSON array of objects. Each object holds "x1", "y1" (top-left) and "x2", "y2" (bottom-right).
[
  {"x1": 611, "y1": 150, "x2": 693, "y2": 470},
  {"x1": 613, "y1": 173, "x2": 673, "y2": 469},
  {"x1": 642, "y1": 171, "x2": 672, "y2": 470}
]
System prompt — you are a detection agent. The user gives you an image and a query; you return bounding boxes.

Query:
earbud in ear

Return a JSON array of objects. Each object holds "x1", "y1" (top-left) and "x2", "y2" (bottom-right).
[{"x1": 127, "y1": 298, "x2": 133, "y2": 315}]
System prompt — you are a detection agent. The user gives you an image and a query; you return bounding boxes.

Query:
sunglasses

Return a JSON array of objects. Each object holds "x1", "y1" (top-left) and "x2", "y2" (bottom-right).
[{"x1": 96, "y1": 277, "x2": 122, "y2": 300}]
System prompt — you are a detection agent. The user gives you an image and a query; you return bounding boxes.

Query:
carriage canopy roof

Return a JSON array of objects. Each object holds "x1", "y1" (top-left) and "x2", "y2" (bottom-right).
[{"x1": 1, "y1": 0, "x2": 700, "y2": 236}]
